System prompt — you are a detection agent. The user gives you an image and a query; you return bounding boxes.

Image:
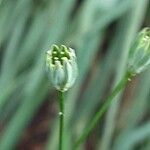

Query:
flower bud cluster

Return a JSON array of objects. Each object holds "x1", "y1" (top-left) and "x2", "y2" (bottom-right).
[
  {"x1": 128, "y1": 28, "x2": 150, "y2": 74},
  {"x1": 46, "y1": 45, "x2": 78, "y2": 92}
]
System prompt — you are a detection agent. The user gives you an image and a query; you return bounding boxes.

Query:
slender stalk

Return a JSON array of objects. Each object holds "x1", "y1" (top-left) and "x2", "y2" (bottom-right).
[
  {"x1": 58, "y1": 91, "x2": 64, "y2": 150},
  {"x1": 74, "y1": 72, "x2": 132, "y2": 149}
]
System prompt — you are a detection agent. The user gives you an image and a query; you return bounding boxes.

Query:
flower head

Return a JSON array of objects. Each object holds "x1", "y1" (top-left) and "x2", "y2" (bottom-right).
[
  {"x1": 46, "y1": 44, "x2": 78, "y2": 92},
  {"x1": 128, "y1": 27, "x2": 150, "y2": 74}
]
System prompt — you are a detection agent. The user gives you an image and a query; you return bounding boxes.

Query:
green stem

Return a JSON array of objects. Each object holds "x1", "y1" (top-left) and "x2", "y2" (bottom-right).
[
  {"x1": 74, "y1": 72, "x2": 132, "y2": 149},
  {"x1": 58, "y1": 91, "x2": 64, "y2": 150}
]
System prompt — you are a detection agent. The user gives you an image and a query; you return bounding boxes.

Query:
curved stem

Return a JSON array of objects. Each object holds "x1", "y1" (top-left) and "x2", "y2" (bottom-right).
[
  {"x1": 74, "y1": 72, "x2": 132, "y2": 149},
  {"x1": 58, "y1": 91, "x2": 64, "y2": 150}
]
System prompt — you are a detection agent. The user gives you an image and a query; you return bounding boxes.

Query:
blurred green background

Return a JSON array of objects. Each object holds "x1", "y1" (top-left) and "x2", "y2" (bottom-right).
[{"x1": 0, "y1": 0, "x2": 150, "y2": 150}]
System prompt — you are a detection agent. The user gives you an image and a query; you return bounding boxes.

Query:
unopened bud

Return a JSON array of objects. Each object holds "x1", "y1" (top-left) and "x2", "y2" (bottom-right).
[
  {"x1": 46, "y1": 44, "x2": 78, "y2": 92},
  {"x1": 128, "y1": 28, "x2": 150, "y2": 74}
]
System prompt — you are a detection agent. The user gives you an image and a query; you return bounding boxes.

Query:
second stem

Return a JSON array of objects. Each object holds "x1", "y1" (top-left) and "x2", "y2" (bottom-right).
[{"x1": 74, "y1": 72, "x2": 132, "y2": 149}]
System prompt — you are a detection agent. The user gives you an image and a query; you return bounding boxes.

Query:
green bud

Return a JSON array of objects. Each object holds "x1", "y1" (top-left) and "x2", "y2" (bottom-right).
[
  {"x1": 127, "y1": 27, "x2": 150, "y2": 74},
  {"x1": 46, "y1": 44, "x2": 78, "y2": 92}
]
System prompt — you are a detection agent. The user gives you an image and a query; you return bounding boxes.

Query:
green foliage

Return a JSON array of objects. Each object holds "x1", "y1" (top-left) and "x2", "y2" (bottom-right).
[{"x1": 0, "y1": 0, "x2": 149, "y2": 150}]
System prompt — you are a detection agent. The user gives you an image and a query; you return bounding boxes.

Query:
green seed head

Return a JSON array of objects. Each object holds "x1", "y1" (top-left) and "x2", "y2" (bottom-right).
[
  {"x1": 127, "y1": 27, "x2": 150, "y2": 74},
  {"x1": 46, "y1": 44, "x2": 78, "y2": 92}
]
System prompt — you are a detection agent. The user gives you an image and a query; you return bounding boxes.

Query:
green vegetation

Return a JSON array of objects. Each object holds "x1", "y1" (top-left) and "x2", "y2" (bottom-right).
[{"x1": 0, "y1": 0, "x2": 149, "y2": 150}]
